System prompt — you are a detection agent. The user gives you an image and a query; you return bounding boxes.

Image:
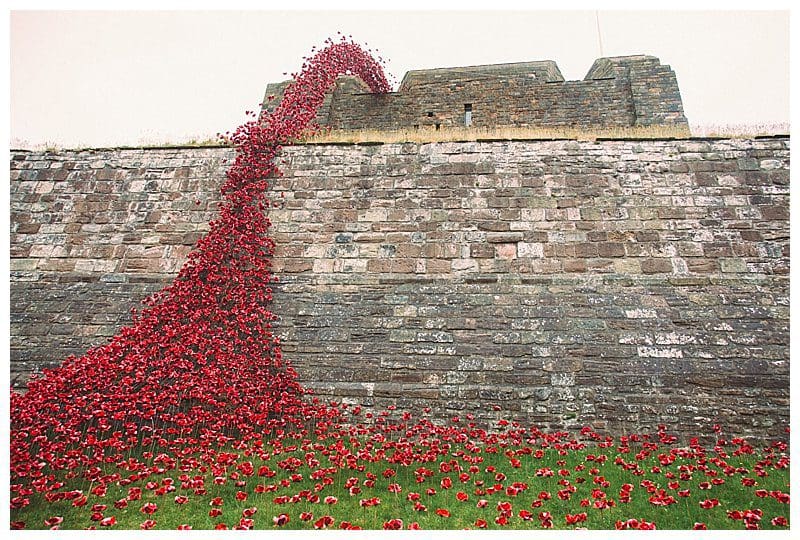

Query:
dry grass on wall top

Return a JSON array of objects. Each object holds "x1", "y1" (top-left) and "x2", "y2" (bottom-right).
[
  {"x1": 299, "y1": 123, "x2": 788, "y2": 144},
  {"x1": 11, "y1": 123, "x2": 788, "y2": 152}
]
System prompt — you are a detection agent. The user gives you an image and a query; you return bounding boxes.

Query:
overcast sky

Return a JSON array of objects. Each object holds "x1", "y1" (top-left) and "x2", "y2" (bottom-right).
[{"x1": 9, "y1": 6, "x2": 791, "y2": 148}]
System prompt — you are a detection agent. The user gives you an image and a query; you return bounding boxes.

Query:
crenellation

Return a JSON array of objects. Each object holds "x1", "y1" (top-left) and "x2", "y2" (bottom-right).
[{"x1": 263, "y1": 56, "x2": 688, "y2": 132}]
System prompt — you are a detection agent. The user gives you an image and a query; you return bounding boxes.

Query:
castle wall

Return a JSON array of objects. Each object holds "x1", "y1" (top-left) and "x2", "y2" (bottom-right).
[
  {"x1": 325, "y1": 78, "x2": 637, "y2": 131},
  {"x1": 10, "y1": 138, "x2": 789, "y2": 439},
  {"x1": 263, "y1": 56, "x2": 688, "y2": 132}
]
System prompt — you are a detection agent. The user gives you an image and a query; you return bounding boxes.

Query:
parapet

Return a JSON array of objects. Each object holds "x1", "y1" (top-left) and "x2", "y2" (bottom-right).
[{"x1": 263, "y1": 55, "x2": 688, "y2": 131}]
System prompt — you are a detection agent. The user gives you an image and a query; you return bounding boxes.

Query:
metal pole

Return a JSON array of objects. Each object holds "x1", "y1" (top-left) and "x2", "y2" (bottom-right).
[{"x1": 596, "y1": 11, "x2": 605, "y2": 57}]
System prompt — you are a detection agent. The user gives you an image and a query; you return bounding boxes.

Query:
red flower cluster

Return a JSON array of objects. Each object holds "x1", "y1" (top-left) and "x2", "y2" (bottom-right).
[
  {"x1": 9, "y1": 35, "x2": 390, "y2": 509},
  {"x1": 615, "y1": 518, "x2": 657, "y2": 530},
  {"x1": 728, "y1": 509, "x2": 765, "y2": 530}
]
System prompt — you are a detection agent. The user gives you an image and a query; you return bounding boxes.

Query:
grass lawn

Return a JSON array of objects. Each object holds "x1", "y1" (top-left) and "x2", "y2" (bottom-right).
[{"x1": 11, "y1": 412, "x2": 789, "y2": 530}]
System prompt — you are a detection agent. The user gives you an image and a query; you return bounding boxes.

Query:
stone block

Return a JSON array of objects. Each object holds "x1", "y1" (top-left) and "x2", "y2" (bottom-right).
[
  {"x1": 518, "y1": 242, "x2": 543, "y2": 258},
  {"x1": 486, "y1": 232, "x2": 524, "y2": 243},
  {"x1": 494, "y1": 243, "x2": 517, "y2": 260},
  {"x1": 641, "y1": 258, "x2": 673, "y2": 274},
  {"x1": 720, "y1": 258, "x2": 748, "y2": 273}
]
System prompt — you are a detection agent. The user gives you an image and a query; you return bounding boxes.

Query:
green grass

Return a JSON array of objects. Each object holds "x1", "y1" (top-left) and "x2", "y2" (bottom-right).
[{"x1": 11, "y1": 424, "x2": 790, "y2": 531}]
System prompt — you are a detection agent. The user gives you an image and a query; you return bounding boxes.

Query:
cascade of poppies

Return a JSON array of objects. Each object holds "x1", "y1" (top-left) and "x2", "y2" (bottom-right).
[{"x1": 10, "y1": 37, "x2": 391, "y2": 484}]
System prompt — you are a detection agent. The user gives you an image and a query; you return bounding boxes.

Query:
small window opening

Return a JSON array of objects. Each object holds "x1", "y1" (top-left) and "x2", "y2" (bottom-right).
[
  {"x1": 464, "y1": 103, "x2": 473, "y2": 127},
  {"x1": 427, "y1": 112, "x2": 434, "y2": 117},
  {"x1": 435, "y1": 123, "x2": 441, "y2": 131}
]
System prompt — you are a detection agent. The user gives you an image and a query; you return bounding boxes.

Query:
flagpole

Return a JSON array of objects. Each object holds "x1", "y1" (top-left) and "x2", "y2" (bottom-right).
[{"x1": 596, "y1": 11, "x2": 605, "y2": 57}]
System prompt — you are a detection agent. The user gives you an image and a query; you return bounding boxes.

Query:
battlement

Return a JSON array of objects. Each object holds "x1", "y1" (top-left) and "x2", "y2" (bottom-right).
[{"x1": 262, "y1": 55, "x2": 688, "y2": 132}]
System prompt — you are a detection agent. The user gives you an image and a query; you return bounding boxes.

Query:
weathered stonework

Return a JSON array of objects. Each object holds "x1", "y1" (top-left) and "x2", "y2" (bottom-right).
[
  {"x1": 9, "y1": 137, "x2": 789, "y2": 439},
  {"x1": 263, "y1": 56, "x2": 689, "y2": 131}
]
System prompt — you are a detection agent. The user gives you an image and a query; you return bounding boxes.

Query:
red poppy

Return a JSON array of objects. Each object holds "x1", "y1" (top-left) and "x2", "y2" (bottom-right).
[
  {"x1": 313, "y1": 515, "x2": 334, "y2": 529},
  {"x1": 273, "y1": 514, "x2": 290, "y2": 527},
  {"x1": 140, "y1": 520, "x2": 156, "y2": 530},
  {"x1": 435, "y1": 508, "x2": 451, "y2": 518},
  {"x1": 140, "y1": 502, "x2": 158, "y2": 515},
  {"x1": 44, "y1": 516, "x2": 64, "y2": 527},
  {"x1": 383, "y1": 518, "x2": 403, "y2": 530},
  {"x1": 565, "y1": 512, "x2": 588, "y2": 525},
  {"x1": 497, "y1": 501, "x2": 512, "y2": 514}
]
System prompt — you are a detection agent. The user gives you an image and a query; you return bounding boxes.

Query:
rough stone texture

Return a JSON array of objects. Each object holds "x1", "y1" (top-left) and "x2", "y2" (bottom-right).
[
  {"x1": 263, "y1": 56, "x2": 689, "y2": 131},
  {"x1": 9, "y1": 138, "x2": 789, "y2": 439}
]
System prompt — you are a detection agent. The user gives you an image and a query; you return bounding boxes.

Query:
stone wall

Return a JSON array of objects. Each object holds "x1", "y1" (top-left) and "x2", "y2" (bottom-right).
[
  {"x1": 263, "y1": 55, "x2": 688, "y2": 131},
  {"x1": 10, "y1": 137, "x2": 789, "y2": 439}
]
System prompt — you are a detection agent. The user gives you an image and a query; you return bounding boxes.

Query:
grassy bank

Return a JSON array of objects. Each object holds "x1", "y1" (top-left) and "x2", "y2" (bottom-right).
[{"x1": 11, "y1": 414, "x2": 789, "y2": 530}]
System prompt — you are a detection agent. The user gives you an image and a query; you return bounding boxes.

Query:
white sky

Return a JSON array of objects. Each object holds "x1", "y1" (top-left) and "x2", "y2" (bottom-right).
[{"x1": 7, "y1": 4, "x2": 793, "y2": 148}]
